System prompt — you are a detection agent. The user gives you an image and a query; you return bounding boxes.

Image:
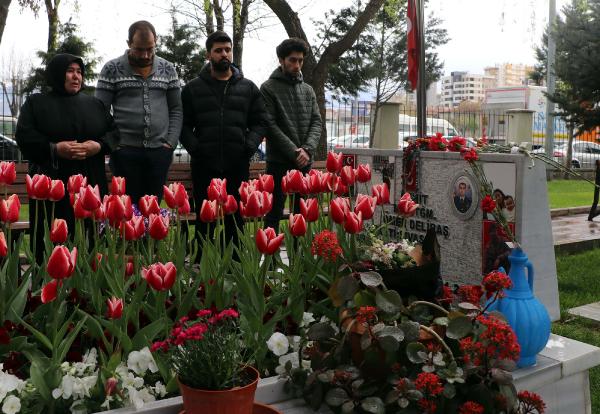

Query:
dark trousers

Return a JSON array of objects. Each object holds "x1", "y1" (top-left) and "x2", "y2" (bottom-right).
[
  {"x1": 191, "y1": 160, "x2": 249, "y2": 260},
  {"x1": 264, "y1": 162, "x2": 311, "y2": 233},
  {"x1": 109, "y1": 146, "x2": 173, "y2": 205}
]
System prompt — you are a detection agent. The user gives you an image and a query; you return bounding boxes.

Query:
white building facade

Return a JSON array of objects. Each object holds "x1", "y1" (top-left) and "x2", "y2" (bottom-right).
[{"x1": 440, "y1": 71, "x2": 495, "y2": 107}]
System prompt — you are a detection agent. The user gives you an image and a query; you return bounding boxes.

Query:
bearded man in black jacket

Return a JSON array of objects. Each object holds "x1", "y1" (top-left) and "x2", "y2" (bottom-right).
[{"x1": 180, "y1": 31, "x2": 268, "y2": 255}]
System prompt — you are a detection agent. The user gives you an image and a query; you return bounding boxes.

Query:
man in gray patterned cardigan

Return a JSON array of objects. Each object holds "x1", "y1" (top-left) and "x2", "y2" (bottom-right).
[{"x1": 95, "y1": 20, "x2": 182, "y2": 204}]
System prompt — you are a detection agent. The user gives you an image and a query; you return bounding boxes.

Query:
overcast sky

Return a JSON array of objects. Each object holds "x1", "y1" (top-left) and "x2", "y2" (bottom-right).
[{"x1": 1, "y1": 0, "x2": 570, "y2": 88}]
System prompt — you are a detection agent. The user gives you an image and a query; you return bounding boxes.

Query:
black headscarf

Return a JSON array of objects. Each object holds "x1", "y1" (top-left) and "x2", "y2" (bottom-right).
[{"x1": 45, "y1": 53, "x2": 85, "y2": 95}]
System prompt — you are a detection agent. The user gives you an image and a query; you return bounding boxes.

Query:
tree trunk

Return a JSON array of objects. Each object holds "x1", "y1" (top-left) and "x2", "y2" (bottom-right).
[
  {"x1": 231, "y1": 0, "x2": 249, "y2": 68},
  {"x1": 564, "y1": 123, "x2": 575, "y2": 179},
  {"x1": 203, "y1": 0, "x2": 214, "y2": 34},
  {"x1": 212, "y1": 0, "x2": 224, "y2": 31},
  {"x1": 0, "y1": 0, "x2": 11, "y2": 46},
  {"x1": 264, "y1": 0, "x2": 385, "y2": 160},
  {"x1": 45, "y1": 0, "x2": 60, "y2": 53}
]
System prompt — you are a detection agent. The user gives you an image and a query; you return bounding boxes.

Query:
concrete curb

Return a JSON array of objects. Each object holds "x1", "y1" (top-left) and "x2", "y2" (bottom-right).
[{"x1": 551, "y1": 206, "x2": 591, "y2": 218}]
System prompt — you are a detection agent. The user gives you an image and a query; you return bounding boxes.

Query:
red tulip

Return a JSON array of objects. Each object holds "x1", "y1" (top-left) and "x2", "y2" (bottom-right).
[
  {"x1": 354, "y1": 194, "x2": 377, "y2": 220},
  {"x1": 398, "y1": 193, "x2": 419, "y2": 217},
  {"x1": 223, "y1": 194, "x2": 238, "y2": 215},
  {"x1": 121, "y1": 195, "x2": 133, "y2": 220},
  {"x1": 121, "y1": 216, "x2": 146, "y2": 240},
  {"x1": 73, "y1": 195, "x2": 92, "y2": 219},
  {"x1": 26, "y1": 174, "x2": 51, "y2": 200},
  {"x1": 0, "y1": 194, "x2": 20, "y2": 223},
  {"x1": 48, "y1": 180, "x2": 65, "y2": 202},
  {"x1": 259, "y1": 174, "x2": 274, "y2": 193},
  {"x1": 322, "y1": 172, "x2": 338, "y2": 193},
  {"x1": 91, "y1": 253, "x2": 103, "y2": 272},
  {"x1": 208, "y1": 178, "x2": 228, "y2": 204},
  {"x1": 306, "y1": 170, "x2": 323, "y2": 194},
  {"x1": 0, "y1": 162, "x2": 16, "y2": 185},
  {"x1": 199, "y1": 200, "x2": 218, "y2": 223},
  {"x1": 330, "y1": 197, "x2": 349, "y2": 224},
  {"x1": 41, "y1": 279, "x2": 59, "y2": 304},
  {"x1": 109, "y1": 176, "x2": 125, "y2": 195},
  {"x1": 47, "y1": 245, "x2": 77, "y2": 279},
  {"x1": 148, "y1": 214, "x2": 169, "y2": 240},
  {"x1": 163, "y1": 182, "x2": 188, "y2": 209},
  {"x1": 334, "y1": 177, "x2": 349, "y2": 196},
  {"x1": 340, "y1": 165, "x2": 356, "y2": 186},
  {"x1": 256, "y1": 227, "x2": 284, "y2": 255},
  {"x1": 300, "y1": 198, "x2": 319, "y2": 222},
  {"x1": 284, "y1": 170, "x2": 304, "y2": 194},
  {"x1": 281, "y1": 175, "x2": 289, "y2": 194},
  {"x1": 326, "y1": 151, "x2": 343, "y2": 173},
  {"x1": 50, "y1": 219, "x2": 68, "y2": 244},
  {"x1": 289, "y1": 213, "x2": 307, "y2": 237},
  {"x1": 142, "y1": 262, "x2": 177, "y2": 291},
  {"x1": 0, "y1": 231, "x2": 6, "y2": 257},
  {"x1": 261, "y1": 191, "x2": 273, "y2": 216},
  {"x1": 356, "y1": 164, "x2": 371, "y2": 183},
  {"x1": 105, "y1": 195, "x2": 127, "y2": 226},
  {"x1": 93, "y1": 203, "x2": 106, "y2": 222},
  {"x1": 178, "y1": 197, "x2": 191, "y2": 215},
  {"x1": 344, "y1": 211, "x2": 363, "y2": 234},
  {"x1": 139, "y1": 195, "x2": 160, "y2": 217},
  {"x1": 242, "y1": 191, "x2": 263, "y2": 218},
  {"x1": 106, "y1": 297, "x2": 123, "y2": 319},
  {"x1": 79, "y1": 185, "x2": 101, "y2": 211},
  {"x1": 68, "y1": 174, "x2": 87, "y2": 194},
  {"x1": 125, "y1": 261, "x2": 135, "y2": 277},
  {"x1": 239, "y1": 181, "x2": 260, "y2": 203},
  {"x1": 372, "y1": 183, "x2": 390, "y2": 205}
]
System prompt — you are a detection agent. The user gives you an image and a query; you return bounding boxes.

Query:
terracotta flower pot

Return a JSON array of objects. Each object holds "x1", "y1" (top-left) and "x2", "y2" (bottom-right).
[{"x1": 178, "y1": 366, "x2": 260, "y2": 414}]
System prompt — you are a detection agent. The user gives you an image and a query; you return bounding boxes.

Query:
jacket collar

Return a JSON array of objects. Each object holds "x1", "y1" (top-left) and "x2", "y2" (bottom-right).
[
  {"x1": 199, "y1": 62, "x2": 243, "y2": 83},
  {"x1": 269, "y1": 67, "x2": 303, "y2": 84}
]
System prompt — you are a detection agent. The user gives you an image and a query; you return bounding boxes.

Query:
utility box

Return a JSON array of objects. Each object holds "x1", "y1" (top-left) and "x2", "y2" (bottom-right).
[
  {"x1": 370, "y1": 102, "x2": 400, "y2": 149},
  {"x1": 506, "y1": 109, "x2": 535, "y2": 147}
]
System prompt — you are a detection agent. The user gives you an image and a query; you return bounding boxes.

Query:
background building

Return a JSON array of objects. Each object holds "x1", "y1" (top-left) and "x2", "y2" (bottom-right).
[
  {"x1": 484, "y1": 63, "x2": 534, "y2": 87},
  {"x1": 441, "y1": 71, "x2": 495, "y2": 107}
]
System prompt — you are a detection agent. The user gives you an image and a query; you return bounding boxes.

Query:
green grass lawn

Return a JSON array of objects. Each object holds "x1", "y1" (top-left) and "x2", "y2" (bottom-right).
[
  {"x1": 553, "y1": 249, "x2": 600, "y2": 411},
  {"x1": 547, "y1": 179, "x2": 596, "y2": 209}
]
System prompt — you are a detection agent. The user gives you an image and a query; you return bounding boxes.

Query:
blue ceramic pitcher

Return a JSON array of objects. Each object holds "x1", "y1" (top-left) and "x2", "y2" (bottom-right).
[{"x1": 486, "y1": 247, "x2": 551, "y2": 367}]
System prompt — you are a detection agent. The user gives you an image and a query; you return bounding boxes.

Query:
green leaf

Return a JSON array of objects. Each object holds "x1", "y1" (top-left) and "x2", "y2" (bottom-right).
[
  {"x1": 29, "y1": 358, "x2": 52, "y2": 402},
  {"x1": 361, "y1": 397, "x2": 385, "y2": 414},
  {"x1": 17, "y1": 317, "x2": 53, "y2": 352},
  {"x1": 360, "y1": 271, "x2": 383, "y2": 287},
  {"x1": 337, "y1": 275, "x2": 360, "y2": 300},
  {"x1": 325, "y1": 387, "x2": 349, "y2": 407},
  {"x1": 354, "y1": 290, "x2": 376, "y2": 307},
  {"x1": 6, "y1": 275, "x2": 31, "y2": 322},
  {"x1": 433, "y1": 317, "x2": 449, "y2": 327},
  {"x1": 491, "y1": 368, "x2": 514, "y2": 385},
  {"x1": 406, "y1": 342, "x2": 427, "y2": 363},
  {"x1": 400, "y1": 321, "x2": 420, "y2": 342},
  {"x1": 446, "y1": 315, "x2": 473, "y2": 339},
  {"x1": 443, "y1": 383, "x2": 456, "y2": 399},
  {"x1": 131, "y1": 317, "x2": 168, "y2": 351},
  {"x1": 499, "y1": 384, "x2": 518, "y2": 411},
  {"x1": 360, "y1": 331, "x2": 372, "y2": 350},
  {"x1": 341, "y1": 401, "x2": 355, "y2": 414},
  {"x1": 57, "y1": 314, "x2": 88, "y2": 364},
  {"x1": 375, "y1": 289, "x2": 402, "y2": 314},
  {"x1": 377, "y1": 325, "x2": 404, "y2": 342},
  {"x1": 379, "y1": 335, "x2": 399, "y2": 353},
  {"x1": 307, "y1": 322, "x2": 337, "y2": 341}
]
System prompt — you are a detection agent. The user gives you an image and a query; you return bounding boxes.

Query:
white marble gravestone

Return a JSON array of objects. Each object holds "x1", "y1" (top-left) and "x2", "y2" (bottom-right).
[{"x1": 340, "y1": 148, "x2": 560, "y2": 321}]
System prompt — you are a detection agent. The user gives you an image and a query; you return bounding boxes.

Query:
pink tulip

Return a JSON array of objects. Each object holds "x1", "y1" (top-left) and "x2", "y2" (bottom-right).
[
  {"x1": 372, "y1": 183, "x2": 390, "y2": 205},
  {"x1": 199, "y1": 200, "x2": 218, "y2": 223},
  {"x1": 142, "y1": 262, "x2": 177, "y2": 291},
  {"x1": 344, "y1": 211, "x2": 363, "y2": 234},
  {"x1": 398, "y1": 193, "x2": 419, "y2": 217},
  {"x1": 68, "y1": 174, "x2": 87, "y2": 195},
  {"x1": 47, "y1": 246, "x2": 77, "y2": 279},
  {"x1": 79, "y1": 185, "x2": 101, "y2": 211},
  {"x1": 26, "y1": 174, "x2": 51, "y2": 200},
  {"x1": 356, "y1": 164, "x2": 371, "y2": 183},
  {"x1": 326, "y1": 151, "x2": 343, "y2": 173},
  {"x1": 354, "y1": 194, "x2": 377, "y2": 220},
  {"x1": 0, "y1": 162, "x2": 16, "y2": 185},
  {"x1": 111, "y1": 176, "x2": 126, "y2": 196},
  {"x1": 330, "y1": 197, "x2": 349, "y2": 224},
  {"x1": 106, "y1": 297, "x2": 123, "y2": 319},
  {"x1": 289, "y1": 213, "x2": 307, "y2": 237},
  {"x1": 50, "y1": 219, "x2": 68, "y2": 244},
  {"x1": 148, "y1": 214, "x2": 169, "y2": 240},
  {"x1": 163, "y1": 182, "x2": 188, "y2": 209},
  {"x1": 208, "y1": 178, "x2": 228, "y2": 204},
  {"x1": 0, "y1": 194, "x2": 20, "y2": 223},
  {"x1": 258, "y1": 174, "x2": 274, "y2": 193},
  {"x1": 300, "y1": 198, "x2": 319, "y2": 222},
  {"x1": 139, "y1": 195, "x2": 160, "y2": 217},
  {"x1": 256, "y1": 227, "x2": 284, "y2": 255},
  {"x1": 41, "y1": 279, "x2": 59, "y2": 304}
]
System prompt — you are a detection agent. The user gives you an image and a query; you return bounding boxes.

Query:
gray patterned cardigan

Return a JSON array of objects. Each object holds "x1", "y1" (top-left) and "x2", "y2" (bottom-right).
[{"x1": 95, "y1": 52, "x2": 182, "y2": 149}]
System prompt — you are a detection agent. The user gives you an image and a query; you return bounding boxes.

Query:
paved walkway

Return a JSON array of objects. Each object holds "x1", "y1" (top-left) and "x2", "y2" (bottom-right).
[{"x1": 552, "y1": 210, "x2": 600, "y2": 253}]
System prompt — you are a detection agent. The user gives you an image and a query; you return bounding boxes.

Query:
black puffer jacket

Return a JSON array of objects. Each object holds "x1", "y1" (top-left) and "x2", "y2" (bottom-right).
[{"x1": 180, "y1": 64, "x2": 268, "y2": 172}]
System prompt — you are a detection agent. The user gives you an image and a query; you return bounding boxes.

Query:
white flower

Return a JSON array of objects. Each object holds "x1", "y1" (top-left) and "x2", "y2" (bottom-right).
[
  {"x1": 126, "y1": 386, "x2": 155, "y2": 409},
  {"x1": 1, "y1": 395, "x2": 20, "y2": 414},
  {"x1": 275, "y1": 352, "x2": 298, "y2": 375},
  {"x1": 300, "y1": 312, "x2": 315, "y2": 327},
  {"x1": 121, "y1": 372, "x2": 144, "y2": 389},
  {"x1": 153, "y1": 381, "x2": 167, "y2": 398},
  {"x1": 290, "y1": 336, "x2": 301, "y2": 352},
  {"x1": 127, "y1": 347, "x2": 158, "y2": 375},
  {"x1": 266, "y1": 332, "x2": 289, "y2": 356},
  {"x1": 0, "y1": 369, "x2": 25, "y2": 402},
  {"x1": 82, "y1": 349, "x2": 97, "y2": 367}
]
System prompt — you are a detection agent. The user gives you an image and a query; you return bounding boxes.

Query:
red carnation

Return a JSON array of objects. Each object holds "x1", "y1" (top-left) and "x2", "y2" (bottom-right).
[{"x1": 481, "y1": 195, "x2": 496, "y2": 213}]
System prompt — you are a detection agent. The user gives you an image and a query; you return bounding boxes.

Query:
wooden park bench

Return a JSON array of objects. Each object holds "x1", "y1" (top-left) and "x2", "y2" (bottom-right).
[{"x1": 5, "y1": 160, "x2": 328, "y2": 232}]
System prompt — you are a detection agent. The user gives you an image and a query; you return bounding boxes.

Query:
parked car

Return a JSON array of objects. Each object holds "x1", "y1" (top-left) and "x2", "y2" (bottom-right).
[
  {"x1": 328, "y1": 134, "x2": 371, "y2": 151},
  {"x1": 0, "y1": 133, "x2": 21, "y2": 161},
  {"x1": 531, "y1": 140, "x2": 600, "y2": 168}
]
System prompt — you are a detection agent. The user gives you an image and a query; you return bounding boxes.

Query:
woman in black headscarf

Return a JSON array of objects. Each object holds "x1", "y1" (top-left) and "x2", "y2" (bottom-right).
[{"x1": 16, "y1": 53, "x2": 118, "y2": 261}]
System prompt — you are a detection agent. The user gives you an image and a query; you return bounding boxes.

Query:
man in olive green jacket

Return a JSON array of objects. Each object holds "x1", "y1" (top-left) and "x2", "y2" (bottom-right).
[{"x1": 261, "y1": 38, "x2": 322, "y2": 231}]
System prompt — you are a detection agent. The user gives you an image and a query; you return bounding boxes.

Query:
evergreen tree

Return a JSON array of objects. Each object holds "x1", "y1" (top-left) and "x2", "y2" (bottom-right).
[
  {"x1": 158, "y1": 11, "x2": 205, "y2": 84},
  {"x1": 24, "y1": 19, "x2": 98, "y2": 94}
]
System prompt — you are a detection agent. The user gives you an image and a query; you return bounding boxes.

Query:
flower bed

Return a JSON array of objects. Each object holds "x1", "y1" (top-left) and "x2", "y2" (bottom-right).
[{"x1": 0, "y1": 144, "x2": 550, "y2": 413}]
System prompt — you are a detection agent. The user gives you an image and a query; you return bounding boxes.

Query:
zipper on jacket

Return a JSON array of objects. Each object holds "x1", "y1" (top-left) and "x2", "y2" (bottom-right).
[{"x1": 220, "y1": 81, "x2": 230, "y2": 172}]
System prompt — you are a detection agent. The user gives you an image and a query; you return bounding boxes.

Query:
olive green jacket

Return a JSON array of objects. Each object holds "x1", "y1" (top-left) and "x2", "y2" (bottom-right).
[{"x1": 260, "y1": 68, "x2": 322, "y2": 166}]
